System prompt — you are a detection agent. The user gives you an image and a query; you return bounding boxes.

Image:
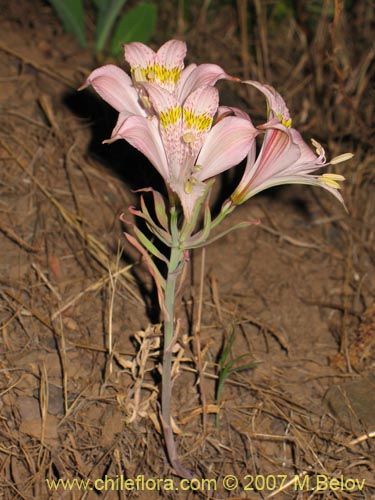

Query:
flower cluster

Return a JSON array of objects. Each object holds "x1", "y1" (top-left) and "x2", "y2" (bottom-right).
[
  {"x1": 81, "y1": 40, "x2": 258, "y2": 220},
  {"x1": 81, "y1": 39, "x2": 352, "y2": 225}
]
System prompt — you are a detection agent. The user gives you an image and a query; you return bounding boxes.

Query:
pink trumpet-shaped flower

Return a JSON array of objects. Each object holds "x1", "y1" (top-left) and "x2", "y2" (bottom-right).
[
  {"x1": 80, "y1": 40, "x2": 236, "y2": 136},
  {"x1": 112, "y1": 83, "x2": 258, "y2": 219},
  {"x1": 231, "y1": 81, "x2": 353, "y2": 206},
  {"x1": 124, "y1": 39, "x2": 238, "y2": 100}
]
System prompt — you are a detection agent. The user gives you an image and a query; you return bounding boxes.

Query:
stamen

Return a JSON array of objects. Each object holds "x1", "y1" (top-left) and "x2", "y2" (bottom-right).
[
  {"x1": 318, "y1": 173, "x2": 345, "y2": 189},
  {"x1": 140, "y1": 95, "x2": 152, "y2": 111},
  {"x1": 184, "y1": 176, "x2": 199, "y2": 194},
  {"x1": 276, "y1": 112, "x2": 292, "y2": 128},
  {"x1": 182, "y1": 132, "x2": 195, "y2": 143},
  {"x1": 330, "y1": 153, "x2": 354, "y2": 164},
  {"x1": 311, "y1": 138, "x2": 324, "y2": 155},
  {"x1": 132, "y1": 67, "x2": 146, "y2": 83},
  {"x1": 184, "y1": 180, "x2": 192, "y2": 194},
  {"x1": 320, "y1": 173, "x2": 346, "y2": 181}
]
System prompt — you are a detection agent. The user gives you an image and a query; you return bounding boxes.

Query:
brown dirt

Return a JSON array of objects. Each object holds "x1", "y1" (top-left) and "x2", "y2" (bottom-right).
[{"x1": 0, "y1": 1, "x2": 374, "y2": 499}]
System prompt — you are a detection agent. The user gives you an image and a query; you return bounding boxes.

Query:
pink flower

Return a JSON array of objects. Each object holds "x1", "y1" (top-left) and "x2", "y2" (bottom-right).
[
  {"x1": 112, "y1": 83, "x2": 258, "y2": 219},
  {"x1": 81, "y1": 40, "x2": 257, "y2": 220},
  {"x1": 80, "y1": 40, "x2": 236, "y2": 137},
  {"x1": 230, "y1": 81, "x2": 352, "y2": 206}
]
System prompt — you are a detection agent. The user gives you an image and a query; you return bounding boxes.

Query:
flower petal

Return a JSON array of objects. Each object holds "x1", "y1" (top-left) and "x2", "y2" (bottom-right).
[
  {"x1": 217, "y1": 105, "x2": 253, "y2": 122},
  {"x1": 241, "y1": 174, "x2": 345, "y2": 206},
  {"x1": 244, "y1": 80, "x2": 292, "y2": 125},
  {"x1": 183, "y1": 86, "x2": 219, "y2": 121},
  {"x1": 81, "y1": 65, "x2": 143, "y2": 115},
  {"x1": 251, "y1": 126, "x2": 300, "y2": 181},
  {"x1": 288, "y1": 129, "x2": 325, "y2": 173},
  {"x1": 176, "y1": 63, "x2": 198, "y2": 97},
  {"x1": 155, "y1": 39, "x2": 187, "y2": 70},
  {"x1": 182, "y1": 86, "x2": 219, "y2": 152},
  {"x1": 142, "y1": 83, "x2": 185, "y2": 184},
  {"x1": 176, "y1": 64, "x2": 237, "y2": 103},
  {"x1": 195, "y1": 116, "x2": 258, "y2": 180},
  {"x1": 143, "y1": 83, "x2": 181, "y2": 118},
  {"x1": 176, "y1": 180, "x2": 207, "y2": 222},
  {"x1": 112, "y1": 115, "x2": 169, "y2": 182},
  {"x1": 124, "y1": 42, "x2": 155, "y2": 70},
  {"x1": 152, "y1": 40, "x2": 187, "y2": 91}
]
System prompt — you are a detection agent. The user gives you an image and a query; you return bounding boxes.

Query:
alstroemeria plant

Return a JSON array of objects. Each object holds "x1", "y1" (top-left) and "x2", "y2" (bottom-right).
[{"x1": 81, "y1": 39, "x2": 352, "y2": 479}]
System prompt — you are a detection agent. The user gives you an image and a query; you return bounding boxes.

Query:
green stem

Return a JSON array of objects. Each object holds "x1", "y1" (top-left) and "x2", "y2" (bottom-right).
[
  {"x1": 210, "y1": 201, "x2": 235, "y2": 231},
  {"x1": 161, "y1": 244, "x2": 181, "y2": 421},
  {"x1": 161, "y1": 209, "x2": 193, "y2": 478}
]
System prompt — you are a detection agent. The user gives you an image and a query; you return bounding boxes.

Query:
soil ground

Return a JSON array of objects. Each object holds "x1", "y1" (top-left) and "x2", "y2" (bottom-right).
[{"x1": 0, "y1": 1, "x2": 374, "y2": 499}]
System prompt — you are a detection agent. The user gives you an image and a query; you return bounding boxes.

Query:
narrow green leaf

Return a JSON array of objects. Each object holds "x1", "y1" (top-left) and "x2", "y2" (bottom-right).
[
  {"x1": 133, "y1": 226, "x2": 169, "y2": 264},
  {"x1": 124, "y1": 231, "x2": 168, "y2": 319},
  {"x1": 152, "y1": 191, "x2": 169, "y2": 231},
  {"x1": 110, "y1": 2, "x2": 157, "y2": 56},
  {"x1": 145, "y1": 222, "x2": 172, "y2": 247},
  {"x1": 129, "y1": 202, "x2": 171, "y2": 246},
  {"x1": 92, "y1": 0, "x2": 104, "y2": 9},
  {"x1": 49, "y1": 0, "x2": 86, "y2": 47},
  {"x1": 232, "y1": 361, "x2": 261, "y2": 373},
  {"x1": 186, "y1": 220, "x2": 258, "y2": 249},
  {"x1": 133, "y1": 188, "x2": 169, "y2": 232},
  {"x1": 95, "y1": 0, "x2": 128, "y2": 53},
  {"x1": 219, "y1": 330, "x2": 236, "y2": 368}
]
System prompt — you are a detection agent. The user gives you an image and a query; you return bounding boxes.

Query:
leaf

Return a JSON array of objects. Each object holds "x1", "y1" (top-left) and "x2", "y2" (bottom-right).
[
  {"x1": 133, "y1": 188, "x2": 169, "y2": 232},
  {"x1": 186, "y1": 220, "x2": 260, "y2": 249},
  {"x1": 127, "y1": 203, "x2": 171, "y2": 246},
  {"x1": 95, "y1": 0, "x2": 128, "y2": 53},
  {"x1": 182, "y1": 201, "x2": 212, "y2": 249},
  {"x1": 110, "y1": 3, "x2": 157, "y2": 56},
  {"x1": 219, "y1": 329, "x2": 236, "y2": 369},
  {"x1": 132, "y1": 226, "x2": 169, "y2": 264},
  {"x1": 124, "y1": 232, "x2": 168, "y2": 319},
  {"x1": 92, "y1": 0, "x2": 105, "y2": 8},
  {"x1": 48, "y1": 0, "x2": 87, "y2": 47},
  {"x1": 151, "y1": 190, "x2": 169, "y2": 231}
]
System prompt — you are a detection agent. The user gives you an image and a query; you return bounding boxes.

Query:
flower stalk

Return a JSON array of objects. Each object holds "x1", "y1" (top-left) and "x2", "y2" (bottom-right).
[{"x1": 161, "y1": 215, "x2": 192, "y2": 477}]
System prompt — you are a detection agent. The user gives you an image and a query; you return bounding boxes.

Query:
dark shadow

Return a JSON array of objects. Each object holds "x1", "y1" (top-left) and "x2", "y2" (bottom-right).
[
  {"x1": 64, "y1": 89, "x2": 167, "y2": 194},
  {"x1": 65, "y1": 88, "x2": 168, "y2": 323}
]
